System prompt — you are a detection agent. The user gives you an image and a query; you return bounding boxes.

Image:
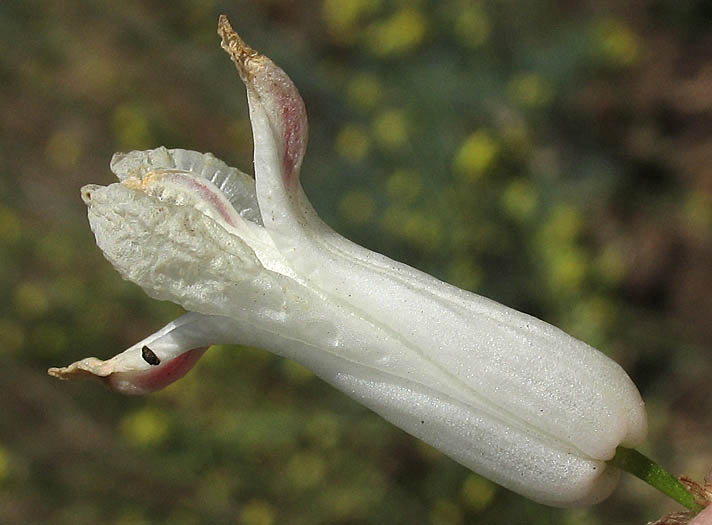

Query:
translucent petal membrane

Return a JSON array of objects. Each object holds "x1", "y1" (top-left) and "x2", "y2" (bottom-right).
[{"x1": 110, "y1": 147, "x2": 262, "y2": 225}]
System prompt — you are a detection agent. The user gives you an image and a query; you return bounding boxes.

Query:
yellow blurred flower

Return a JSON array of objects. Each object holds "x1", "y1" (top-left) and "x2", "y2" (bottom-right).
[
  {"x1": 113, "y1": 104, "x2": 152, "y2": 150},
  {"x1": 454, "y1": 5, "x2": 491, "y2": 48},
  {"x1": 347, "y1": 73, "x2": 384, "y2": 111},
  {"x1": 385, "y1": 168, "x2": 422, "y2": 203},
  {"x1": 240, "y1": 499, "x2": 275, "y2": 525},
  {"x1": 365, "y1": 8, "x2": 427, "y2": 56},
  {"x1": 549, "y1": 246, "x2": 588, "y2": 294},
  {"x1": 14, "y1": 282, "x2": 49, "y2": 319},
  {"x1": 501, "y1": 178, "x2": 538, "y2": 221},
  {"x1": 544, "y1": 205, "x2": 584, "y2": 242},
  {"x1": 305, "y1": 412, "x2": 341, "y2": 449},
  {"x1": 323, "y1": 0, "x2": 381, "y2": 44},
  {"x1": 0, "y1": 206, "x2": 21, "y2": 245},
  {"x1": 448, "y1": 258, "x2": 483, "y2": 291},
  {"x1": 508, "y1": 72, "x2": 553, "y2": 108},
  {"x1": 0, "y1": 319, "x2": 24, "y2": 355},
  {"x1": 120, "y1": 408, "x2": 171, "y2": 448},
  {"x1": 336, "y1": 124, "x2": 371, "y2": 162},
  {"x1": 340, "y1": 189, "x2": 376, "y2": 225},
  {"x1": 461, "y1": 474, "x2": 497, "y2": 512},
  {"x1": 683, "y1": 191, "x2": 712, "y2": 235},
  {"x1": 281, "y1": 358, "x2": 314, "y2": 385},
  {"x1": 372, "y1": 108, "x2": 408, "y2": 149},
  {"x1": 453, "y1": 131, "x2": 499, "y2": 181},
  {"x1": 595, "y1": 242, "x2": 628, "y2": 285},
  {"x1": 593, "y1": 18, "x2": 640, "y2": 67},
  {"x1": 286, "y1": 452, "x2": 327, "y2": 490},
  {"x1": 0, "y1": 444, "x2": 10, "y2": 482},
  {"x1": 430, "y1": 498, "x2": 463, "y2": 525},
  {"x1": 46, "y1": 128, "x2": 84, "y2": 170}
]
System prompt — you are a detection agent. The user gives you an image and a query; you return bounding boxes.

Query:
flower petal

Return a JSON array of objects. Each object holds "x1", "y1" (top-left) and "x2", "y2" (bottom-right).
[
  {"x1": 81, "y1": 181, "x2": 277, "y2": 316},
  {"x1": 110, "y1": 147, "x2": 262, "y2": 224},
  {"x1": 334, "y1": 369, "x2": 620, "y2": 507},
  {"x1": 216, "y1": 20, "x2": 647, "y2": 461},
  {"x1": 218, "y1": 15, "x2": 317, "y2": 263},
  {"x1": 48, "y1": 313, "x2": 218, "y2": 394},
  {"x1": 218, "y1": 16, "x2": 307, "y2": 191}
]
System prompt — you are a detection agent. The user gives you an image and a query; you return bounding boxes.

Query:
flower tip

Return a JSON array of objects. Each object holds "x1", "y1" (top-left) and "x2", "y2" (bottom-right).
[
  {"x1": 217, "y1": 15, "x2": 259, "y2": 79},
  {"x1": 80, "y1": 184, "x2": 103, "y2": 206},
  {"x1": 48, "y1": 358, "x2": 111, "y2": 383},
  {"x1": 47, "y1": 366, "x2": 66, "y2": 379}
]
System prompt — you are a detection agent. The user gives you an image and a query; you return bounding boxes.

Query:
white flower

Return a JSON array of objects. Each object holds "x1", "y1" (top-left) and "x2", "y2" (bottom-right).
[{"x1": 49, "y1": 15, "x2": 647, "y2": 507}]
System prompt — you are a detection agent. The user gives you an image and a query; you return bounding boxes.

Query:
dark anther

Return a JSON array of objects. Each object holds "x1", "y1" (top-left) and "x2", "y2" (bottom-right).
[{"x1": 142, "y1": 345, "x2": 161, "y2": 366}]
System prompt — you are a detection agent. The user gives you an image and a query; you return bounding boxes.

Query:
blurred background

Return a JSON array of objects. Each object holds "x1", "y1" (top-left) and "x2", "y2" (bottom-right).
[{"x1": 1, "y1": 0, "x2": 711, "y2": 523}]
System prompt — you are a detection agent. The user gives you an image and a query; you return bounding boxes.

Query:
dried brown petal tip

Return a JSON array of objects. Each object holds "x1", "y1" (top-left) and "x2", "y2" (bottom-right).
[
  {"x1": 217, "y1": 14, "x2": 258, "y2": 78},
  {"x1": 48, "y1": 358, "x2": 112, "y2": 385}
]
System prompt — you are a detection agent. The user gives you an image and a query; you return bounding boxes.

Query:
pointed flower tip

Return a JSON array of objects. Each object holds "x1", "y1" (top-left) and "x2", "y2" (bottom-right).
[
  {"x1": 217, "y1": 15, "x2": 308, "y2": 189},
  {"x1": 218, "y1": 14, "x2": 258, "y2": 77},
  {"x1": 48, "y1": 358, "x2": 111, "y2": 382}
]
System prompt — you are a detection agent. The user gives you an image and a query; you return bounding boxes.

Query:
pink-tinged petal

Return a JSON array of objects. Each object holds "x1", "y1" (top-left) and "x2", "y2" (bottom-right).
[
  {"x1": 108, "y1": 347, "x2": 208, "y2": 395},
  {"x1": 110, "y1": 148, "x2": 262, "y2": 225},
  {"x1": 126, "y1": 169, "x2": 242, "y2": 228},
  {"x1": 217, "y1": 15, "x2": 331, "y2": 277},
  {"x1": 49, "y1": 313, "x2": 225, "y2": 395},
  {"x1": 48, "y1": 347, "x2": 207, "y2": 395},
  {"x1": 215, "y1": 16, "x2": 647, "y2": 461},
  {"x1": 218, "y1": 15, "x2": 307, "y2": 191}
]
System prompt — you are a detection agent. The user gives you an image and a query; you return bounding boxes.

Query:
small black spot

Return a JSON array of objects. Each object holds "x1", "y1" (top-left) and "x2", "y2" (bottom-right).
[
  {"x1": 142, "y1": 345, "x2": 161, "y2": 366},
  {"x1": 421, "y1": 420, "x2": 424, "y2": 424}
]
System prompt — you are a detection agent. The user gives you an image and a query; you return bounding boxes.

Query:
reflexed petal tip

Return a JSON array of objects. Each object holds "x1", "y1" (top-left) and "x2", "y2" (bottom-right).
[
  {"x1": 218, "y1": 14, "x2": 308, "y2": 188},
  {"x1": 48, "y1": 347, "x2": 208, "y2": 395},
  {"x1": 48, "y1": 313, "x2": 219, "y2": 395},
  {"x1": 48, "y1": 358, "x2": 112, "y2": 381}
]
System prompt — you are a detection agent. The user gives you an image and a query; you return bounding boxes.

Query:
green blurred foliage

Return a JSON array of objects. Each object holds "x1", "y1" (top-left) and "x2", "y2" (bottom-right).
[{"x1": 1, "y1": 0, "x2": 711, "y2": 523}]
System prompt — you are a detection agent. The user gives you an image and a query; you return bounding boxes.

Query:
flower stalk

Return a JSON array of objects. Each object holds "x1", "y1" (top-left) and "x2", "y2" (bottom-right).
[{"x1": 609, "y1": 448, "x2": 704, "y2": 512}]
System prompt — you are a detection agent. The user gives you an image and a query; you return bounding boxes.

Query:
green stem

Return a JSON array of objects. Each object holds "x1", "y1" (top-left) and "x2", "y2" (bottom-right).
[{"x1": 608, "y1": 447, "x2": 703, "y2": 512}]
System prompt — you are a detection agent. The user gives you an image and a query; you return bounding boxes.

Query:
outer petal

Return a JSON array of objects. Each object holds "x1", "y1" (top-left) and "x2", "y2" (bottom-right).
[
  {"x1": 51, "y1": 310, "x2": 620, "y2": 506},
  {"x1": 217, "y1": 19, "x2": 647, "y2": 462},
  {"x1": 49, "y1": 313, "x2": 217, "y2": 394},
  {"x1": 333, "y1": 370, "x2": 620, "y2": 507},
  {"x1": 80, "y1": 181, "x2": 270, "y2": 315}
]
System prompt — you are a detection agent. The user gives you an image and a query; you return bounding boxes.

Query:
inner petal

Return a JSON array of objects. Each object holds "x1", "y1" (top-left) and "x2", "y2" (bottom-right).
[{"x1": 110, "y1": 147, "x2": 262, "y2": 225}]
